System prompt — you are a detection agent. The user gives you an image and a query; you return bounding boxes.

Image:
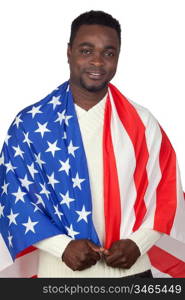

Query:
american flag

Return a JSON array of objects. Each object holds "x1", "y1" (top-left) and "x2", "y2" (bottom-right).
[
  {"x1": 0, "y1": 81, "x2": 185, "y2": 277},
  {"x1": 0, "y1": 81, "x2": 100, "y2": 277}
]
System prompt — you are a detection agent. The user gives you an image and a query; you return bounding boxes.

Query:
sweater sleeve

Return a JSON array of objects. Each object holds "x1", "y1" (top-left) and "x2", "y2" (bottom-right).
[
  {"x1": 128, "y1": 228, "x2": 162, "y2": 256},
  {"x1": 34, "y1": 234, "x2": 72, "y2": 258}
]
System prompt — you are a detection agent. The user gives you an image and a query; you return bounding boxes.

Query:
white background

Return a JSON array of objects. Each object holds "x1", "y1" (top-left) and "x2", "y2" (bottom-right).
[{"x1": 0, "y1": 0, "x2": 185, "y2": 187}]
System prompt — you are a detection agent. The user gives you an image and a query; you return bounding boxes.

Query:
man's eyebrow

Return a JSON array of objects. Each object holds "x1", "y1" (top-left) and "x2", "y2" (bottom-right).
[
  {"x1": 104, "y1": 45, "x2": 117, "y2": 50},
  {"x1": 77, "y1": 43, "x2": 117, "y2": 50},
  {"x1": 78, "y1": 42, "x2": 94, "y2": 48}
]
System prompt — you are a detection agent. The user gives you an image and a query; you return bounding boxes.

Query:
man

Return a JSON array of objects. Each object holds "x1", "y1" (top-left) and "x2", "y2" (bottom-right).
[{"x1": 0, "y1": 10, "x2": 185, "y2": 278}]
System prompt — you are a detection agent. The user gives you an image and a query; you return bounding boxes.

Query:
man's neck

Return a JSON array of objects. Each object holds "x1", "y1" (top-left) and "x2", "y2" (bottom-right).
[{"x1": 70, "y1": 82, "x2": 108, "y2": 111}]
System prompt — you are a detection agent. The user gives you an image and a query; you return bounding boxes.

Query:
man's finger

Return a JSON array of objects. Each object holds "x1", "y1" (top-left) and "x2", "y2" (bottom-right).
[
  {"x1": 102, "y1": 249, "x2": 110, "y2": 256},
  {"x1": 87, "y1": 241, "x2": 104, "y2": 253},
  {"x1": 105, "y1": 252, "x2": 127, "y2": 266}
]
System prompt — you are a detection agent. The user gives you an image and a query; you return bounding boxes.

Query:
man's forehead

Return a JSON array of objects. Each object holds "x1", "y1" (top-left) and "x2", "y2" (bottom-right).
[{"x1": 73, "y1": 24, "x2": 119, "y2": 46}]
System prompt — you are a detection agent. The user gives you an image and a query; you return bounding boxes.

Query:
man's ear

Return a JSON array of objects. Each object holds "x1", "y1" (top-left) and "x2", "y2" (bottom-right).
[{"x1": 67, "y1": 43, "x2": 72, "y2": 64}]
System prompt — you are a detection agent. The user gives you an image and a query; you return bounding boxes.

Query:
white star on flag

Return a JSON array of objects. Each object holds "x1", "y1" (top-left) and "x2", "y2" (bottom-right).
[
  {"x1": 72, "y1": 172, "x2": 85, "y2": 190},
  {"x1": 31, "y1": 202, "x2": 42, "y2": 213},
  {"x1": 27, "y1": 163, "x2": 38, "y2": 179},
  {"x1": 0, "y1": 203, "x2": 5, "y2": 218},
  {"x1": 5, "y1": 134, "x2": 11, "y2": 145},
  {"x1": 55, "y1": 110, "x2": 66, "y2": 125},
  {"x1": 35, "y1": 194, "x2": 45, "y2": 208},
  {"x1": 12, "y1": 145, "x2": 24, "y2": 159},
  {"x1": 58, "y1": 158, "x2": 71, "y2": 175},
  {"x1": 47, "y1": 172, "x2": 60, "y2": 189},
  {"x1": 54, "y1": 109, "x2": 73, "y2": 126},
  {"x1": 0, "y1": 153, "x2": 4, "y2": 166},
  {"x1": 20, "y1": 175, "x2": 34, "y2": 191},
  {"x1": 76, "y1": 205, "x2": 91, "y2": 223},
  {"x1": 34, "y1": 153, "x2": 46, "y2": 169},
  {"x1": 35, "y1": 122, "x2": 51, "y2": 138},
  {"x1": 54, "y1": 204, "x2": 63, "y2": 220},
  {"x1": 22, "y1": 217, "x2": 39, "y2": 234},
  {"x1": 8, "y1": 231, "x2": 13, "y2": 247},
  {"x1": 23, "y1": 132, "x2": 33, "y2": 147},
  {"x1": 46, "y1": 140, "x2": 61, "y2": 157},
  {"x1": 5, "y1": 162, "x2": 17, "y2": 173},
  {"x1": 40, "y1": 183, "x2": 50, "y2": 199},
  {"x1": 27, "y1": 105, "x2": 42, "y2": 118},
  {"x1": 12, "y1": 187, "x2": 26, "y2": 203},
  {"x1": 64, "y1": 114, "x2": 73, "y2": 126},
  {"x1": 60, "y1": 191, "x2": 75, "y2": 208},
  {"x1": 62, "y1": 132, "x2": 67, "y2": 139},
  {"x1": 68, "y1": 140, "x2": 79, "y2": 157},
  {"x1": 13, "y1": 115, "x2": 23, "y2": 128},
  {"x1": 49, "y1": 96, "x2": 61, "y2": 110},
  {"x1": 1, "y1": 181, "x2": 9, "y2": 195},
  {"x1": 65, "y1": 224, "x2": 80, "y2": 239},
  {"x1": 7, "y1": 209, "x2": 19, "y2": 225}
]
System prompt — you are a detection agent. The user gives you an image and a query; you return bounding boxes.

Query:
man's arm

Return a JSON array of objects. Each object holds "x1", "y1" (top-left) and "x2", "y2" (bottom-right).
[
  {"x1": 34, "y1": 235, "x2": 103, "y2": 271},
  {"x1": 34, "y1": 234, "x2": 72, "y2": 258}
]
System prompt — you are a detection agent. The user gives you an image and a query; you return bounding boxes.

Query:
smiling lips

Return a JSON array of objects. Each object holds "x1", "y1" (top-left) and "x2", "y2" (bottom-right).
[{"x1": 86, "y1": 71, "x2": 106, "y2": 80}]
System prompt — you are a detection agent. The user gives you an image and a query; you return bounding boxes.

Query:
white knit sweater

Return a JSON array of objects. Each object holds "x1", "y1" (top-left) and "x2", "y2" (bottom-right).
[{"x1": 35, "y1": 95, "x2": 162, "y2": 277}]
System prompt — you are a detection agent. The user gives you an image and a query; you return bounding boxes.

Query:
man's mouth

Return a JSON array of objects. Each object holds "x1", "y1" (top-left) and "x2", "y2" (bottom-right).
[{"x1": 86, "y1": 71, "x2": 106, "y2": 80}]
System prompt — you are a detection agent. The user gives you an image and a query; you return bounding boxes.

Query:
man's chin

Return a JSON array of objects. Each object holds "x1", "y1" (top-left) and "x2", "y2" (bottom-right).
[{"x1": 80, "y1": 79, "x2": 108, "y2": 93}]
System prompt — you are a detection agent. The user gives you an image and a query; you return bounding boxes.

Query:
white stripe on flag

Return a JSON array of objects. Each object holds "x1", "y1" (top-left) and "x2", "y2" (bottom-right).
[
  {"x1": 156, "y1": 235, "x2": 185, "y2": 262},
  {"x1": 109, "y1": 90, "x2": 136, "y2": 237},
  {"x1": 131, "y1": 104, "x2": 162, "y2": 228},
  {"x1": 151, "y1": 266, "x2": 172, "y2": 278},
  {"x1": 0, "y1": 248, "x2": 38, "y2": 278},
  {"x1": 0, "y1": 233, "x2": 13, "y2": 271},
  {"x1": 170, "y1": 161, "x2": 185, "y2": 242}
]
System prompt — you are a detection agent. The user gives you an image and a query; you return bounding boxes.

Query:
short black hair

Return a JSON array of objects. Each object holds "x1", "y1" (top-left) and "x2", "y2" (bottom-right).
[{"x1": 69, "y1": 10, "x2": 121, "y2": 46}]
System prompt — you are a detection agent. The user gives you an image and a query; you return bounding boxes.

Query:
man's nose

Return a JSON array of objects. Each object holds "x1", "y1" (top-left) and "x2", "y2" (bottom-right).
[{"x1": 90, "y1": 53, "x2": 104, "y2": 66}]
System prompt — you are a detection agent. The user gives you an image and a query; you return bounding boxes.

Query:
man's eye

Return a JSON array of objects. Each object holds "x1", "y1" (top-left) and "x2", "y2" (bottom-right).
[
  {"x1": 80, "y1": 49, "x2": 91, "y2": 55},
  {"x1": 105, "y1": 51, "x2": 114, "y2": 57}
]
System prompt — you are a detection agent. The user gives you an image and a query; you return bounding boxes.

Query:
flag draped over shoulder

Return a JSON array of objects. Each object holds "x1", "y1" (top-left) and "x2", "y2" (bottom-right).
[
  {"x1": 0, "y1": 81, "x2": 100, "y2": 277},
  {"x1": 103, "y1": 84, "x2": 185, "y2": 277},
  {"x1": 0, "y1": 81, "x2": 185, "y2": 278}
]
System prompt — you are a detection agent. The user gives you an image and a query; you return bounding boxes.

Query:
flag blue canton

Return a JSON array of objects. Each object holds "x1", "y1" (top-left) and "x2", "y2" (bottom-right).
[{"x1": 0, "y1": 81, "x2": 100, "y2": 260}]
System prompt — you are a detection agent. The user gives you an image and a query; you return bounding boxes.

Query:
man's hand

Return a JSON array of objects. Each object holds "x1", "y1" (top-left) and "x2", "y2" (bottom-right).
[
  {"x1": 103, "y1": 239, "x2": 140, "y2": 269},
  {"x1": 62, "y1": 239, "x2": 103, "y2": 271}
]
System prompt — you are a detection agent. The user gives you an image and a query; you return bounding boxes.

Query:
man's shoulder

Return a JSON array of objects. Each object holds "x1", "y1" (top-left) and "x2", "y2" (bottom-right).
[
  {"x1": 19, "y1": 86, "x2": 61, "y2": 117},
  {"x1": 111, "y1": 84, "x2": 158, "y2": 127},
  {"x1": 4, "y1": 84, "x2": 66, "y2": 141},
  {"x1": 127, "y1": 98, "x2": 158, "y2": 128},
  {"x1": 11, "y1": 85, "x2": 64, "y2": 129}
]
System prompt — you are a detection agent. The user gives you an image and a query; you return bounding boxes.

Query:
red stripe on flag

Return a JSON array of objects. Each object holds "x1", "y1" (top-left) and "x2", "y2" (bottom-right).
[
  {"x1": 148, "y1": 246, "x2": 185, "y2": 278},
  {"x1": 16, "y1": 246, "x2": 37, "y2": 259},
  {"x1": 109, "y1": 84, "x2": 148, "y2": 230},
  {"x1": 103, "y1": 96, "x2": 121, "y2": 249},
  {"x1": 155, "y1": 127, "x2": 177, "y2": 233}
]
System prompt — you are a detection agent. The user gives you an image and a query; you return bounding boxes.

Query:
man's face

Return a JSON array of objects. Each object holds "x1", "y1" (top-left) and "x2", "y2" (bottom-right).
[{"x1": 67, "y1": 25, "x2": 120, "y2": 92}]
